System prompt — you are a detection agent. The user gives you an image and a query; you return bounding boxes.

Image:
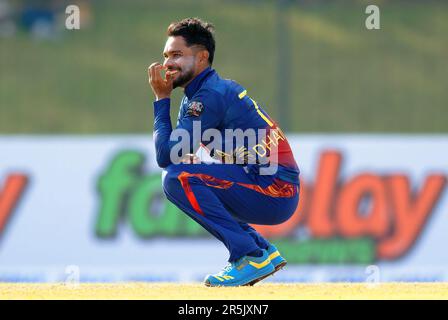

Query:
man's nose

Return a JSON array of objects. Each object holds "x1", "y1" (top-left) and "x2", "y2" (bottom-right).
[{"x1": 163, "y1": 58, "x2": 175, "y2": 69}]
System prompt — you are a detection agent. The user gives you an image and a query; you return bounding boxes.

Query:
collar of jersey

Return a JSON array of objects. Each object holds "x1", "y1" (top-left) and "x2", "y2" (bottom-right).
[{"x1": 184, "y1": 66, "x2": 215, "y2": 100}]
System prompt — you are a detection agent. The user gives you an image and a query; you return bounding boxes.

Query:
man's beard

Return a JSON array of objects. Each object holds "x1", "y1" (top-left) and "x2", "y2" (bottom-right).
[{"x1": 172, "y1": 67, "x2": 195, "y2": 89}]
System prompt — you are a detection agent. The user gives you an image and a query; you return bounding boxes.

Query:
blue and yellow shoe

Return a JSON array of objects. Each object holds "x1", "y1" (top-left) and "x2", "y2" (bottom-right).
[
  {"x1": 204, "y1": 250, "x2": 274, "y2": 287},
  {"x1": 267, "y1": 244, "x2": 287, "y2": 271},
  {"x1": 246, "y1": 244, "x2": 287, "y2": 286}
]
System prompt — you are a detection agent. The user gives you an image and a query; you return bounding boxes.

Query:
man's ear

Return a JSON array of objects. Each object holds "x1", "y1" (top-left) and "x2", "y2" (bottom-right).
[{"x1": 199, "y1": 50, "x2": 209, "y2": 64}]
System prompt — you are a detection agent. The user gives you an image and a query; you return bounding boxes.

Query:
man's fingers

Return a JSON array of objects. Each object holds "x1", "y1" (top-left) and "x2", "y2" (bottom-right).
[
  {"x1": 164, "y1": 72, "x2": 174, "y2": 86},
  {"x1": 148, "y1": 67, "x2": 154, "y2": 83},
  {"x1": 181, "y1": 154, "x2": 200, "y2": 164},
  {"x1": 147, "y1": 62, "x2": 174, "y2": 99},
  {"x1": 165, "y1": 70, "x2": 179, "y2": 81},
  {"x1": 148, "y1": 65, "x2": 155, "y2": 82},
  {"x1": 153, "y1": 64, "x2": 165, "y2": 84},
  {"x1": 149, "y1": 62, "x2": 160, "y2": 69},
  {"x1": 149, "y1": 62, "x2": 178, "y2": 84},
  {"x1": 151, "y1": 64, "x2": 161, "y2": 82},
  {"x1": 148, "y1": 62, "x2": 159, "y2": 77},
  {"x1": 148, "y1": 62, "x2": 161, "y2": 82}
]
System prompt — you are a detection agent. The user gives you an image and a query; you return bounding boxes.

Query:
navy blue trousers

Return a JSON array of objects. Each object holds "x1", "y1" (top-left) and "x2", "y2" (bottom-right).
[{"x1": 162, "y1": 163, "x2": 299, "y2": 262}]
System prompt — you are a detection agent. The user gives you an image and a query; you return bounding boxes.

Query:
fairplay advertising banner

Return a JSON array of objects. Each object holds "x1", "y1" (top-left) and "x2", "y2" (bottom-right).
[{"x1": 0, "y1": 135, "x2": 447, "y2": 282}]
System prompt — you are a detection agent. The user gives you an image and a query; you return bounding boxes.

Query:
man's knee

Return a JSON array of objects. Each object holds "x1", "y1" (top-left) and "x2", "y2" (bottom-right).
[{"x1": 270, "y1": 195, "x2": 300, "y2": 225}]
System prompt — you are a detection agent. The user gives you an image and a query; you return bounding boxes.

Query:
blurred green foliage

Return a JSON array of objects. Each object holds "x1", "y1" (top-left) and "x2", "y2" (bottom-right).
[{"x1": 0, "y1": 0, "x2": 447, "y2": 133}]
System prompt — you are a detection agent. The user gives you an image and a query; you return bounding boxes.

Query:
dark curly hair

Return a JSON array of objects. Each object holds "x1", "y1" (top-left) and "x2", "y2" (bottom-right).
[{"x1": 167, "y1": 18, "x2": 216, "y2": 65}]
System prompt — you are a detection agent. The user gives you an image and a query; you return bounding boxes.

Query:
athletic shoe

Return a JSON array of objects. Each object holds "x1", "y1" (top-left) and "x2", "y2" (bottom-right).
[
  {"x1": 204, "y1": 249, "x2": 274, "y2": 287},
  {"x1": 246, "y1": 244, "x2": 287, "y2": 286},
  {"x1": 267, "y1": 243, "x2": 287, "y2": 271}
]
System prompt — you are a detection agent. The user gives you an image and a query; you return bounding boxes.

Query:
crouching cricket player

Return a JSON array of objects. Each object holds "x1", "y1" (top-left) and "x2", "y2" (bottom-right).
[{"x1": 147, "y1": 18, "x2": 300, "y2": 286}]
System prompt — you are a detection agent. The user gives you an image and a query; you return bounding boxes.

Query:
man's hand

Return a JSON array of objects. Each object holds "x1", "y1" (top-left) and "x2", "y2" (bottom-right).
[
  {"x1": 147, "y1": 63, "x2": 178, "y2": 101},
  {"x1": 181, "y1": 154, "x2": 201, "y2": 164}
]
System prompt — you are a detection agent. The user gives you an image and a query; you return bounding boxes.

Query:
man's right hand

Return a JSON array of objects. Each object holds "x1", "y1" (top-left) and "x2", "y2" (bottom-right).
[
  {"x1": 181, "y1": 154, "x2": 201, "y2": 164},
  {"x1": 147, "y1": 63, "x2": 178, "y2": 101}
]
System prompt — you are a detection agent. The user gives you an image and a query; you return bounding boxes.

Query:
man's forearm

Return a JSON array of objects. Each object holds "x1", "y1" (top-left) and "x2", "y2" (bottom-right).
[{"x1": 153, "y1": 98, "x2": 173, "y2": 168}]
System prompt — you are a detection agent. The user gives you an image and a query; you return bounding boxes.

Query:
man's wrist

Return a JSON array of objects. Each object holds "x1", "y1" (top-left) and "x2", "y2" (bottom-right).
[
  {"x1": 153, "y1": 97, "x2": 171, "y2": 116},
  {"x1": 156, "y1": 95, "x2": 171, "y2": 101}
]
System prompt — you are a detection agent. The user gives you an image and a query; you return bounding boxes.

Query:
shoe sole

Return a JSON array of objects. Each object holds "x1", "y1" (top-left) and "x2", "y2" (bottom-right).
[{"x1": 245, "y1": 261, "x2": 287, "y2": 286}]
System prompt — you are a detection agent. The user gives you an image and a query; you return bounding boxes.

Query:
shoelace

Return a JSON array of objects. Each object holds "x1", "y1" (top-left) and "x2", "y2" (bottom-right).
[
  {"x1": 222, "y1": 263, "x2": 233, "y2": 273},
  {"x1": 220, "y1": 257, "x2": 246, "y2": 274}
]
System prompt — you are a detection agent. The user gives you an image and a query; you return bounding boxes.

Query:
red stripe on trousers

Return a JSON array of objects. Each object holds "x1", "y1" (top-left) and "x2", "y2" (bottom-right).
[{"x1": 176, "y1": 171, "x2": 296, "y2": 216}]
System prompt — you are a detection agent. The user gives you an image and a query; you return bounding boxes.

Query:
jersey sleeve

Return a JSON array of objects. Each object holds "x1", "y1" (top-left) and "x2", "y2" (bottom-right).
[{"x1": 153, "y1": 89, "x2": 225, "y2": 168}]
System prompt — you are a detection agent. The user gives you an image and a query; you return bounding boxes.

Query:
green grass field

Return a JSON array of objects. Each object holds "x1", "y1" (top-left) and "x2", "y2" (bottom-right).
[
  {"x1": 1, "y1": 0, "x2": 447, "y2": 133},
  {"x1": 1, "y1": 282, "x2": 448, "y2": 300}
]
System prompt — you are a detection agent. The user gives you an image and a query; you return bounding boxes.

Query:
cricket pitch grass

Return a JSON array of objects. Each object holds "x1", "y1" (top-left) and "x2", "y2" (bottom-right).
[{"x1": 1, "y1": 283, "x2": 448, "y2": 300}]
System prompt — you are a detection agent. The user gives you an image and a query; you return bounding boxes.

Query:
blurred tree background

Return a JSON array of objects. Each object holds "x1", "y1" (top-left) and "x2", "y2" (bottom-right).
[{"x1": 0, "y1": 0, "x2": 447, "y2": 133}]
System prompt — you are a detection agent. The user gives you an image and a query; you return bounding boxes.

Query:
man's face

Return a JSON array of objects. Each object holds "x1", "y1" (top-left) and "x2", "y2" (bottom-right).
[{"x1": 163, "y1": 36, "x2": 202, "y2": 88}]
